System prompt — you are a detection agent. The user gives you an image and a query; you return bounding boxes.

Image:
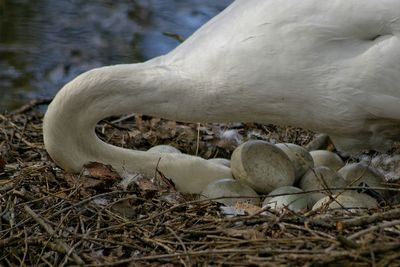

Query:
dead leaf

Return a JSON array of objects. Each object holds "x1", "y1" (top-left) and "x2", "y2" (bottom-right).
[
  {"x1": 159, "y1": 192, "x2": 185, "y2": 205},
  {"x1": 40, "y1": 167, "x2": 57, "y2": 183},
  {"x1": 83, "y1": 162, "x2": 121, "y2": 181},
  {"x1": 150, "y1": 117, "x2": 161, "y2": 127},
  {"x1": 176, "y1": 125, "x2": 196, "y2": 142},
  {"x1": 156, "y1": 168, "x2": 176, "y2": 191},
  {"x1": 136, "y1": 178, "x2": 158, "y2": 191},
  {"x1": 128, "y1": 129, "x2": 142, "y2": 139},
  {"x1": 81, "y1": 177, "x2": 106, "y2": 188},
  {"x1": 111, "y1": 196, "x2": 140, "y2": 218},
  {"x1": 119, "y1": 172, "x2": 141, "y2": 190},
  {"x1": 64, "y1": 173, "x2": 78, "y2": 186},
  {"x1": 157, "y1": 120, "x2": 177, "y2": 139},
  {"x1": 235, "y1": 202, "x2": 262, "y2": 215},
  {"x1": 64, "y1": 173, "x2": 101, "y2": 188},
  {"x1": 134, "y1": 114, "x2": 144, "y2": 131},
  {"x1": 135, "y1": 176, "x2": 159, "y2": 198}
]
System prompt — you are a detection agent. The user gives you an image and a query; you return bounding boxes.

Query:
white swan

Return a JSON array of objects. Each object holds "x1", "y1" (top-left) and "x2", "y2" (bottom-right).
[{"x1": 43, "y1": 0, "x2": 400, "y2": 193}]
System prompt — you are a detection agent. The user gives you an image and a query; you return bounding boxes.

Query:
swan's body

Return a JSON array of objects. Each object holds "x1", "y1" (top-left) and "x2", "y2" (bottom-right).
[{"x1": 44, "y1": 0, "x2": 400, "y2": 193}]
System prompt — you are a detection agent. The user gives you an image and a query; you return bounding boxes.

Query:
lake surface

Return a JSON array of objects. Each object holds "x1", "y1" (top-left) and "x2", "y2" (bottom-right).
[{"x1": 0, "y1": 0, "x2": 232, "y2": 111}]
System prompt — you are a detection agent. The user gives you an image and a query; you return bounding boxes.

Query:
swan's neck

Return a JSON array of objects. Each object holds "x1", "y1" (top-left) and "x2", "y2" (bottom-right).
[
  {"x1": 68, "y1": 61, "x2": 193, "y2": 123},
  {"x1": 43, "y1": 58, "x2": 232, "y2": 193}
]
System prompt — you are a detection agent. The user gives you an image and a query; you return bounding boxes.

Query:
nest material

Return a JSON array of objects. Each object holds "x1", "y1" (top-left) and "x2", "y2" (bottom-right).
[{"x1": 0, "y1": 102, "x2": 400, "y2": 266}]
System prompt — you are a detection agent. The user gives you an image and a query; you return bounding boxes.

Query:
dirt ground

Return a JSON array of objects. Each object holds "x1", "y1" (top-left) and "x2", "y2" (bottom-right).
[{"x1": 0, "y1": 101, "x2": 399, "y2": 266}]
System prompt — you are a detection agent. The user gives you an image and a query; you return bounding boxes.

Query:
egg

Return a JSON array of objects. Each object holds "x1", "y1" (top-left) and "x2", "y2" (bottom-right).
[
  {"x1": 262, "y1": 186, "x2": 311, "y2": 212},
  {"x1": 338, "y1": 163, "x2": 388, "y2": 199},
  {"x1": 276, "y1": 143, "x2": 314, "y2": 182},
  {"x1": 231, "y1": 140, "x2": 295, "y2": 194},
  {"x1": 312, "y1": 191, "x2": 378, "y2": 211},
  {"x1": 201, "y1": 178, "x2": 260, "y2": 206},
  {"x1": 309, "y1": 150, "x2": 344, "y2": 170},
  {"x1": 299, "y1": 166, "x2": 347, "y2": 204}
]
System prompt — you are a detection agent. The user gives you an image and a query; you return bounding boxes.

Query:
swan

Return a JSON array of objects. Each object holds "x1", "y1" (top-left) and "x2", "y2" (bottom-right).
[{"x1": 43, "y1": 0, "x2": 400, "y2": 193}]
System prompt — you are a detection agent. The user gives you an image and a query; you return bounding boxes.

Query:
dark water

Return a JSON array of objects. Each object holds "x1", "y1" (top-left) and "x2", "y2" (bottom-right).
[{"x1": 0, "y1": 0, "x2": 232, "y2": 111}]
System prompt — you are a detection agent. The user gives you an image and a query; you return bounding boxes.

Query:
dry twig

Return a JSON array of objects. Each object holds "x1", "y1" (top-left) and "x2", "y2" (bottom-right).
[{"x1": 0, "y1": 109, "x2": 399, "y2": 266}]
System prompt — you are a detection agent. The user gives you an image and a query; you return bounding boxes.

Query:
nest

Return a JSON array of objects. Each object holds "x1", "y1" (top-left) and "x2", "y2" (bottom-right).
[{"x1": 1, "y1": 100, "x2": 400, "y2": 266}]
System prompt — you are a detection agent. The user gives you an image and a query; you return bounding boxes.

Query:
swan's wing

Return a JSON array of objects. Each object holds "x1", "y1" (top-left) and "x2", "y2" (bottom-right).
[{"x1": 366, "y1": 95, "x2": 400, "y2": 120}]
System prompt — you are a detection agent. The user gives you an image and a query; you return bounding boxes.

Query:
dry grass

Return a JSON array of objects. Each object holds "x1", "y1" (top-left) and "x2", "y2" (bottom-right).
[{"x1": 1, "y1": 102, "x2": 400, "y2": 266}]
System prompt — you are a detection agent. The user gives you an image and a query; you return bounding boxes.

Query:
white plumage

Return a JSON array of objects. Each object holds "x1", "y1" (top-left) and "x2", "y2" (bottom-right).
[{"x1": 43, "y1": 0, "x2": 400, "y2": 193}]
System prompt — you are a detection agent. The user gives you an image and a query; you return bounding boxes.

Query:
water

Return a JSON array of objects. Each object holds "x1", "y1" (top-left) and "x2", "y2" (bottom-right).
[{"x1": 0, "y1": 0, "x2": 232, "y2": 111}]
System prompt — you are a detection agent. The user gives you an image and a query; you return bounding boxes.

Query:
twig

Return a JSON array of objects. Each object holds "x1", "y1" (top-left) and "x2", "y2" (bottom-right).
[
  {"x1": 377, "y1": 251, "x2": 400, "y2": 267},
  {"x1": 98, "y1": 119, "x2": 132, "y2": 131},
  {"x1": 167, "y1": 226, "x2": 191, "y2": 267},
  {"x1": 110, "y1": 113, "x2": 136, "y2": 124},
  {"x1": 14, "y1": 132, "x2": 42, "y2": 149},
  {"x1": 338, "y1": 207, "x2": 400, "y2": 229},
  {"x1": 20, "y1": 228, "x2": 28, "y2": 267},
  {"x1": 0, "y1": 234, "x2": 23, "y2": 248},
  {"x1": 163, "y1": 32, "x2": 185, "y2": 43},
  {"x1": 347, "y1": 219, "x2": 400, "y2": 240},
  {"x1": 2, "y1": 107, "x2": 400, "y2": 266},
  {"x1": 47, "y1": 190, "x2": 130, "y2": 220},
  {"x1": 326, "y1": 219, "x2": 400, "y2": 253},
  {"x1": 23, "y1": 205, "x2": 84, "y2": 266},
  {"x1": 84, "y1": 243, "x2": 400, "y2": 267},
  {"x1": 336, "y1": 235, "x2": 360, "y2": 249},
  {"x1": 10, "y1": 98, "x2": 52, "y2": 115}
]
